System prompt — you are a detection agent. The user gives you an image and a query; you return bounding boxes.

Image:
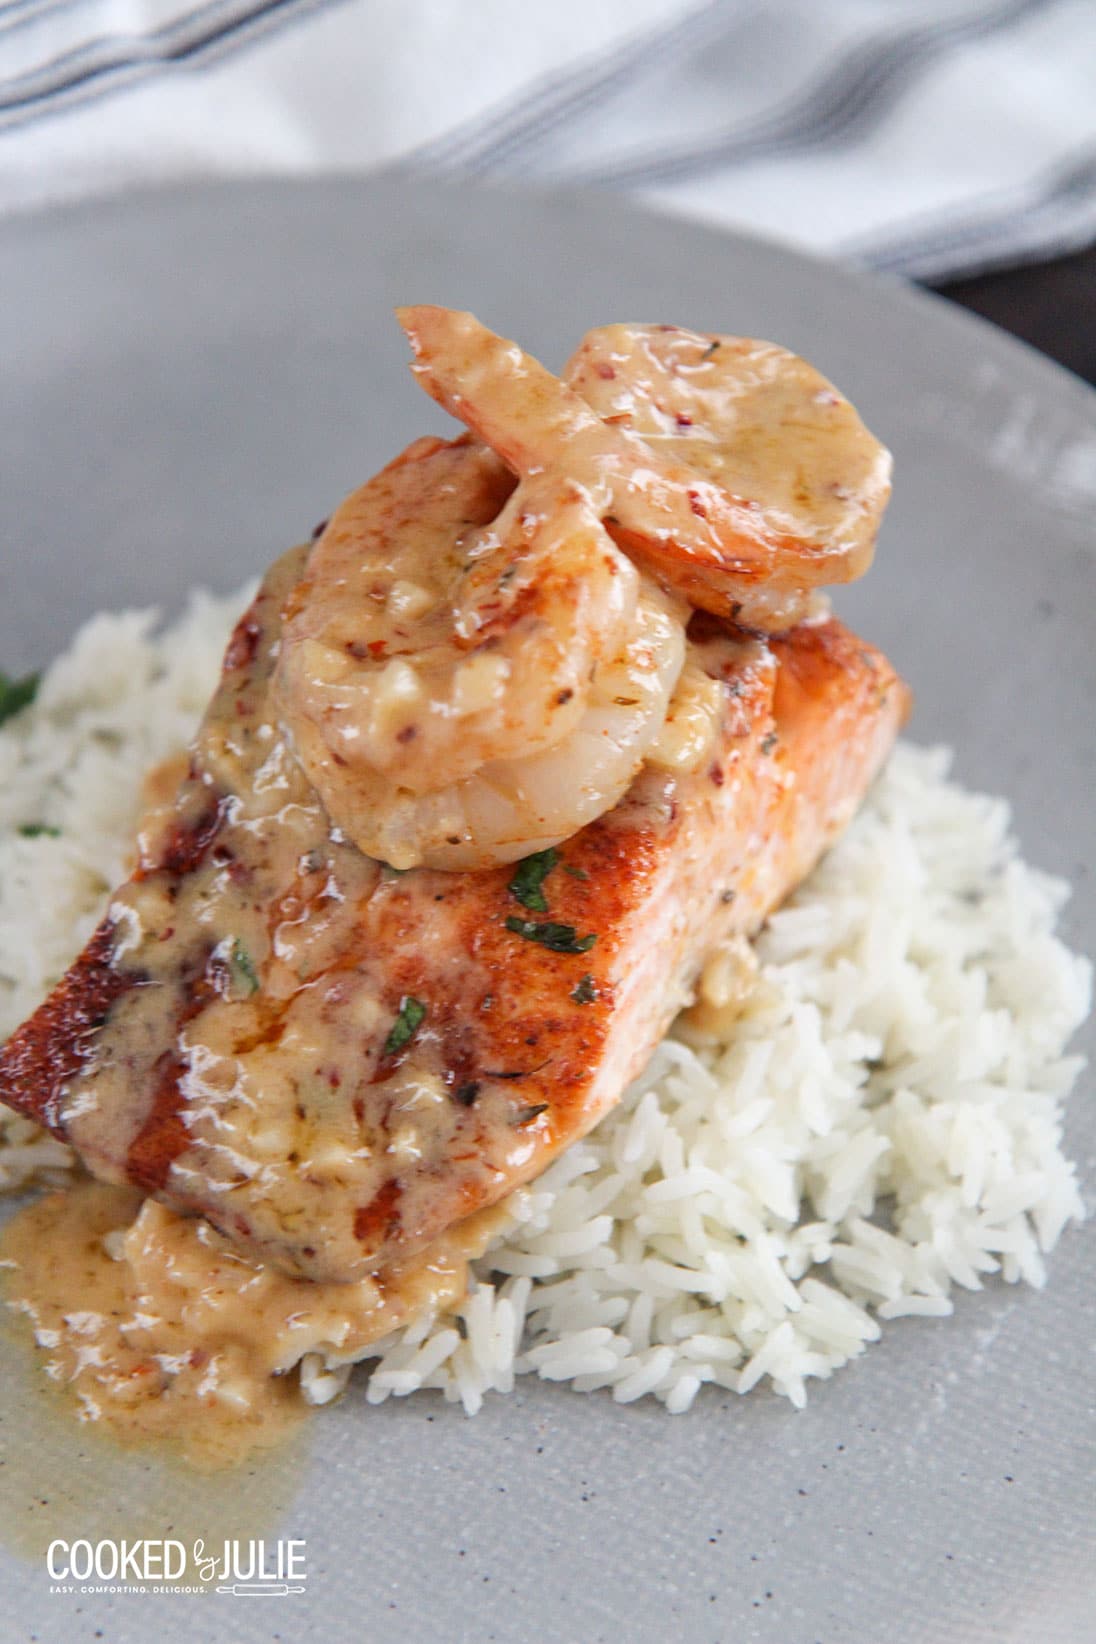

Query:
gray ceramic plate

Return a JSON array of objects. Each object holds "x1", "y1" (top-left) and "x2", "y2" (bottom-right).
[{"x1": 0, "y1": 180, "x2": 1093, "y2": 1644}]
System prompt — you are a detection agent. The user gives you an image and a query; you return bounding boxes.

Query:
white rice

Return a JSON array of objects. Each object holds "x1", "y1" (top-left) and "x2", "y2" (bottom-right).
[{"x1": 1, "y1": 590, "x2": 1090, "y2": 1414}]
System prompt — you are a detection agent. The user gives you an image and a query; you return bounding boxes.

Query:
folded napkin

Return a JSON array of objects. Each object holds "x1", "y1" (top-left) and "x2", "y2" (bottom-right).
[{"x1": 2, "y1": 0, "x2": 1095, "y2": 278}]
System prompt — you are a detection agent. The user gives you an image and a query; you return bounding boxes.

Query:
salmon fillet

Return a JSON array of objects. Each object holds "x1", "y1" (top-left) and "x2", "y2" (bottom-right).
[{"x1": 0, "y1": 545, "x2": 908, "y2": 1283}]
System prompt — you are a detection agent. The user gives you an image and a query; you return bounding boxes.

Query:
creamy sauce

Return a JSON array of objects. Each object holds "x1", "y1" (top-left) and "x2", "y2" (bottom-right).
[
  {"x1": 0, "y1": 1178, "x2": 506, "y2": 1470},
  {"x1": 679, "y1": 933, "x2": 764, "y2": 1039},
  {"x1": 0, "y1": 1294, "x2": 309, "y2": 1564}
]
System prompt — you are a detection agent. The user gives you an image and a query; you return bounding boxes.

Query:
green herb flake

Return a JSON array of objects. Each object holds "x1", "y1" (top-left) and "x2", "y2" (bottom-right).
[
  {"x1": 228, "y1": 938, "x2": 260, "y2": 997},
  {"x1": 18, "y1": 822, "x2": 60, "y2": 839},
  {"x1": 700, "y1": 340, "x2": 721, "y2": 362},
  {"x1": 507, "y1": 847, "x2": 560, "y2": 913},
  {"x1": 505, "y1": 917, "x2": 597, "y2": 955},
  {"x1": 760, "y1": 731, "x2": 778, "y2": 755},
  {"x1": 563, "y1": 864, "x2": 588, "y2": 881},
  {"x1": 571, "y1": 974, "x2": 598, "y2": 1005},
  {"x1": 384, "y1": 995, "x2": 426, "y2": 1056},
  {"x1": 0, "y1": 671, "x2": 41, "y2": 726}
]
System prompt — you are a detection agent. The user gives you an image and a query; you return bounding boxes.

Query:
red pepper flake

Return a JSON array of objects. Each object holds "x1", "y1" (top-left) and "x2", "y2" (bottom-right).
[
  {"x1": 223, "y1": 615, "x2": 262, "y2": 672},
  {"x1": 354, "y1": 1179, "x2": 401, "y2": 1244}
]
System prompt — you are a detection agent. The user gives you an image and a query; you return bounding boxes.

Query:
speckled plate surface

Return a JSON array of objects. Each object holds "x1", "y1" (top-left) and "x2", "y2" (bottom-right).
[{"x1": 0, "y1": 179, "x2": 1093, "y2": 1644}]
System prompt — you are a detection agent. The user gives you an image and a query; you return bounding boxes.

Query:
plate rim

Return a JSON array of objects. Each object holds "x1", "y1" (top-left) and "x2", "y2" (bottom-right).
[{"x1": 2, "y1": 171, "x2": 1094, "y2": 420}]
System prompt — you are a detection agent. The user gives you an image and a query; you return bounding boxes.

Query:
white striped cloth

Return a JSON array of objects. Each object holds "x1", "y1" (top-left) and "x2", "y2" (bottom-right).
[{"x1": 1, "y1": 0, "x2": 1095, "y2": 279}]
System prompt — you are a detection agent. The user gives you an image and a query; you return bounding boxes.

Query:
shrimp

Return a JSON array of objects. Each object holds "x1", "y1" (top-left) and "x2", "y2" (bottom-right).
[
  {"x1": 275, "y1": 307, "x2": 891, "y2": 868},
  {"x1": 397, "y1": 306, "x2": 891, "y2": 629},
  {"x1": 274, "y1": 433, "x2": 687, "y2": 870}
]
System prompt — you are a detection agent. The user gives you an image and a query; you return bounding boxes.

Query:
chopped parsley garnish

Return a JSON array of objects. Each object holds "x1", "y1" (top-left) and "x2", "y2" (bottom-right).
[
  {"x1": 760, "y1": 732, "x2": 778, "y2": 754},
  {"x1": 0, "y1": 671, "x2": 40, "y2": 726},
  {"x1": 505, "y1": 917, "x2": 596, "y2": 955},
  {"x1": 700, "y1": 340, "x2": 721, "y2": 362},
  {"x1": 571, "y1": 974, "x2": 598, "y2": 1005},
  {"x1": 18, "y1": 822, "x2": 60, "y2": 838},
  {"x1": 563, "y1": 864, "x2": 588, "y2": 881},
  {"x1": 384, "y1": 995, "x2": 426, "y2": 1056},
  {"x1": 228, "y1": 938, "x2": 260, "y2": 996},
  {"x1": 507, "y1": 847, "x2": 559, "y2": 913}
]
